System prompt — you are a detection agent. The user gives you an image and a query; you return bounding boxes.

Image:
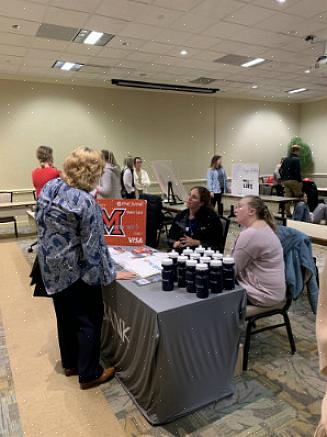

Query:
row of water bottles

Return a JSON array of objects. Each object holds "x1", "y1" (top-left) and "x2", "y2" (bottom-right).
[{"x1": 161, "y1": 245, "x2": 235, "y2": 298}]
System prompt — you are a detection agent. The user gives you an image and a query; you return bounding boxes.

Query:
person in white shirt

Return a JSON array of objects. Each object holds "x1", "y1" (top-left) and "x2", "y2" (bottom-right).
[
  {"x1": 133, "y1": 156, "x2": 151, "y2": 197},
  {"x1": 121, "y1": 157, "x2": 135, "y2": 199}
]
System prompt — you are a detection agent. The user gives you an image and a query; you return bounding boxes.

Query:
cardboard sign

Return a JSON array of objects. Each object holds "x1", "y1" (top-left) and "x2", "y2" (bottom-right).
[
  {"x1": 231, "y1": 163, "x2": 259, "y2": 196},
  {"x1": 97, "y1": 198, "x2": 147, "y2": 246}
]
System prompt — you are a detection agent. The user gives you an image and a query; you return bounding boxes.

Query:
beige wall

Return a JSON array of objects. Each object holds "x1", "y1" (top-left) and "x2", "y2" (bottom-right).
[
  {"x1": 0, "y1": 78, "x2": 302, "y2": 190},
  {"x1": 299, "y1": 98, "x2": 327, "y2": 180}
]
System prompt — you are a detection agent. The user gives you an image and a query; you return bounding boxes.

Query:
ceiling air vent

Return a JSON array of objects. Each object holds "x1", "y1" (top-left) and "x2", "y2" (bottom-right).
[
  {"x1": 36, "y1": 23, "x2": 79, "y2": 41},
  {"x1": 190, "y1": 77, "x2": 217, "y2": 85}
]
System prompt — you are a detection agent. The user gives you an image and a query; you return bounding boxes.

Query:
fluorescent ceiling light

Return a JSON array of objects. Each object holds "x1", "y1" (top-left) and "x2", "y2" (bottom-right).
[
  {"x1": 286, "y1": 88, "x2": 307, "y2": 94},
  {"x1": 241, "y1": 58, "x2": 265, "y2": 67},
  {"x1": 61, "y1": 62, "x2": 75, "y2": 71},
  {"x1": 111, "y1": 79, "x2": 219, "y2": 94},
  {"x1": 52, "y1": 60, "x2": 83, "y2": 71},
  {"x1": 84, "y1": 31, "x2": 103, "y2": 45},
  {"x1": 73, "y1": 29, "x2": 114, "y2": 46}
]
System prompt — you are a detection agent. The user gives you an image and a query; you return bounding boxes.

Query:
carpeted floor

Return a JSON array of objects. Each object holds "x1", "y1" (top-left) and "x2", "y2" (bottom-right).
[{"x1": 5, "y1": 225, "x2": 327, "y2": 437}]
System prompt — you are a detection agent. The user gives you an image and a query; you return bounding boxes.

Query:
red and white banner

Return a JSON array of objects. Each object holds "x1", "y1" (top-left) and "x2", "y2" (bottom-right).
[{"x1": 97, "y1": 198, "x2": 147, "y2": 246}]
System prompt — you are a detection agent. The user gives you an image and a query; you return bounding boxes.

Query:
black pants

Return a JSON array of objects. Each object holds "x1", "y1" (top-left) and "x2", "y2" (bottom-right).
[
  {"x1": 52, "y1": 280, "x2": 104, "y2": 383},
  {"x1": 126, "y1": 192, "x2": 136, "y2": 199},
  {"x1": 211, "y1": 193, "x2": 224, "y2": 215}
]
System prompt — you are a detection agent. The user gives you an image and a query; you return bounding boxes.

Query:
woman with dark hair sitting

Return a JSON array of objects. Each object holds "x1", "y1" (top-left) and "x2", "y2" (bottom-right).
[
  {"x1": 168, "y1": 186, "x2": 224, "y2": 252},
  {"x1": 233, "y1": 195, "x2": 285, "y2": 307}
]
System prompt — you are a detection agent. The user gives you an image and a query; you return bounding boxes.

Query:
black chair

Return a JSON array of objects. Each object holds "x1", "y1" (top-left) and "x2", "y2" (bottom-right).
[
  {"x1": 139, "y1": 194, "x2": 164, "y2": 248},
  {"x1": 243, "y1": 286, "x2": 296, "y2": 371},
  {"x1": 219, "y1": 215, "x2": 230, "y2": 253}
]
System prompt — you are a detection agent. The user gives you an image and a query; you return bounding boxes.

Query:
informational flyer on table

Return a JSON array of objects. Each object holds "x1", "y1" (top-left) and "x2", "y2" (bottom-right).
[{"x1": 231, "y1": 163, "x2": 259, "y2": 196}]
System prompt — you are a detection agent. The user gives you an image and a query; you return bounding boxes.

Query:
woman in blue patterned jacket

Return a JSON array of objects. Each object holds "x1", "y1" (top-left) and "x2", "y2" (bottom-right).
[
  {"x1": 207, "y1": 155, "x2": 227, "y2": 216},
  {"x1": 36, "y1": 146, "x2": 133, "y2": 390}
]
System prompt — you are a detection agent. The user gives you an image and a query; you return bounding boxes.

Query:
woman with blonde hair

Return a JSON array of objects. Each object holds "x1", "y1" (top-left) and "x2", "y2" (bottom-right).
[
  {"x1": 233, "y1": 195, "x2": 286, "y2": 307},
  {"x1": 98, "y1": 149, "x2": 121, "y2": 198},
  {"x1": 36, "y1": 146, "x2": 134, "y2": 390}
]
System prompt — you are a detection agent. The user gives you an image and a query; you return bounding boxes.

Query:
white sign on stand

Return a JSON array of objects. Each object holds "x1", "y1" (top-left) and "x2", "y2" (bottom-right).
[{"x1": 231, "y1": 163, "x2": 259, "y2": 196}]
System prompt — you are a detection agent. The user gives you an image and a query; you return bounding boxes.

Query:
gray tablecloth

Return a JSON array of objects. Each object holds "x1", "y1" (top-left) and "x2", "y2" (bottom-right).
[{"x1": 101, "y1": 281, "x2": 246, "y2": 425}]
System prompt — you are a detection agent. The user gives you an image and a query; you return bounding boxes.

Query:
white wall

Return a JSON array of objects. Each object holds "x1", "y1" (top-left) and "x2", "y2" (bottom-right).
[
  {"x1": 0, "y1": 78, "x2": 302, "y2": 189},
  {"x1": 299, "y1": 98, "x2": 327, "y2": 180}
]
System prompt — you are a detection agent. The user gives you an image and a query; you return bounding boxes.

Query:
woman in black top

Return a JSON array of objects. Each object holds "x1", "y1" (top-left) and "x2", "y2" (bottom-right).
[{"x1": 168, "y1": 186, "x2": 224, "y2": 253}]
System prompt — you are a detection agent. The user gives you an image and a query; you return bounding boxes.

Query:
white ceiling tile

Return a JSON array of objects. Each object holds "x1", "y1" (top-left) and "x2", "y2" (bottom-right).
[
  {"x1": 118, "y1": 22, "x2": 162, "y2": 40},
  {"x1": 169, "y1": 12, "x2": 217, "y2": 33},
  {"x1": 0, "y1": 64, "x2": 21, "y2": 73},
  {"x1": 0, "y1": 44, "x2": 26, "y2": 57},
  {"x1": 50, "y1": 0, "x2": 102, "y2": 13},
  {"x1": 183, "y1": 34, "x2": 221, "y2": 50},
  {"x1": 133, "y1": 5, "x2": 184, "y2": 27},
  {"x1": 31, "y1": 37, "x2": 69, "y2": 51},
  {"x1": 43, "y1": 6, "x2": 89, "y2": 28},
  {"x1": 153, "y1": 0, "x2": 202, "y2": 12},
  {"x1": 166, "y1": 46, "x2": 200, "y2": 58},
  {"x1": 284, "y1": 0, "x2": 327, "y2": 18},
  {"x1": 224, "y1": 4, "x2": 276, "y2": 26},
  {"x1": 250, "y1": 0, "x2": 301, "y2": 11},
  {"x1": 0, "y1": 16, "x2": 40, "y2": 36},
  {"x1": 204, "y1": 22, "x2": 249, "y2": 40},
  {"x1": 26, "y1": 48, "x2": 63, "y2": 59},
  {"x1": 96, "y1": 46, "x2": 132, "y2": 59},
  {"x1": 108, "y1": 36, "x2": 146, "y2": 51},
  {"x1": 0, "y1": 32, "x2": 33, "y2": 47},
  {"x1": 64, "y1": 43, "x2": 103, "y2": 56},
  {"x1": 192, "y1": 50, "x2": 224, "y2": 62},
  {"x1": 190, "y1": 0, "x2": 245, "y2": 20},
  {"x1": 125, "y1": 51, "x2": 157, "y2": 63},
  {"x1": 96, "y1": 0, "x2": 145, "y2": 21},
  {"x1": 0, "y1": 0, "x2": 46, "y2": 21},
  {"x1": 256, "y1": 12, "x2": 306, "y2": 34},
  {"x1": 139, "y1": 41, "x2": 173, "y2": 55},
  {"x1": 21, "y1": 57, "x2": 54, "y2": 67},
  {"x1": 84, "y1": 15, "x2": 128, "y2": 34},
  {"x1": 154, "y1": 29, "x2": 192, "y2": 45}
]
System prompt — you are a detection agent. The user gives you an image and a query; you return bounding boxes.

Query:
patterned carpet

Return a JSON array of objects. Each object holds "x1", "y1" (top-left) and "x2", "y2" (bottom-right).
[{"x1": 11, "y1": 227, "x2": 327, "y2": 436}]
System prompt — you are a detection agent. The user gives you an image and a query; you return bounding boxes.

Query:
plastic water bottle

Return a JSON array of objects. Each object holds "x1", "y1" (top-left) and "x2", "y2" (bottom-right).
[
  {"x1": 209, "y1": 259, "x2": 224, "y2": 294},
  {"x1": 190, "y1": 252, "x2": 201, "y2": 263},
  {"x1": 195, "y1": 245, "x2": 205, "y2": 256},
  {"x1": 168, "y1": 250, "x2": 179, "y2": 282},
  {"x1": 186, "y1": 259, "x2": 197, "y2": 293},
  {"x1": 195, "y1": 263, "x2": 209, "y2": 299},
  {"x1": 204, "y1": 248, "x2": 214, "y2": 258},
  {"x1": 182, "y1": 247, "x2": 193, "y2": 259},
  {"x1": 161, "y1": 258, "x2": 174, "y2": 291},
  {"x1": 177, "y1": 255, "x2": 188, "y2": 288},
  {"x1": 223, "y1": 256, "x2": 235, "y2": 290}
]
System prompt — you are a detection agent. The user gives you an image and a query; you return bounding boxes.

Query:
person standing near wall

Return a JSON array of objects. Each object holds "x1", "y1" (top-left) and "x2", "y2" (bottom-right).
[
  {"x1": 98, "y1": 150, "x2": 121, "y2": 198},
  {"x1": 207, "y1": 155, "x2": 227, "y2": 216},
  {"x1": 121, "y1": 157, "x2": 136, "y2": 199},
  {"x1": 32, "y1": 145, "x2": 60, "y2": 198},
  {"x1": 133, "y1": 156, "x2": 151, "y2": 197},
  {"x1": 280, "y1": 145, "x2": 302, "y2": 216}
]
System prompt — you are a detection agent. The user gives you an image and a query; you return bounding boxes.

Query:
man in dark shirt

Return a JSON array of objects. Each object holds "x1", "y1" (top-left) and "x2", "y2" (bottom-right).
[{"x1": 280, "y1": 144, "x2": 302, "y2": 216}]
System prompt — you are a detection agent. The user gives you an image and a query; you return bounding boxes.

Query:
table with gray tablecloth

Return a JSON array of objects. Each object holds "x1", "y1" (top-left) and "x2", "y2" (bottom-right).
[{"x1": 101, "y1": 280, "x2": 246, "y2": 425}]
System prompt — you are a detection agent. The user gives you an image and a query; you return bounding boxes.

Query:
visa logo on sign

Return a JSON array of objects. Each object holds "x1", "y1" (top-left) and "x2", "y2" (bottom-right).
[{"x1": 102, "y1": 208, "x2": 126, "y2": 236}]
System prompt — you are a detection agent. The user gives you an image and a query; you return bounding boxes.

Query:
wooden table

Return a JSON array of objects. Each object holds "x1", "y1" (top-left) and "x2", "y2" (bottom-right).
[
  {"x1": 0, "y1": 201, "x2": 36, "y2": 211},
  {"x1": 223, "y1": 193, "x2": 298, "y2": 225},
  {"x1": 287, "y1": 219, "x2": 327, "y2": 245},
  {"x1": 0, "y1": 189, "x2": 36, "y2": 202}
]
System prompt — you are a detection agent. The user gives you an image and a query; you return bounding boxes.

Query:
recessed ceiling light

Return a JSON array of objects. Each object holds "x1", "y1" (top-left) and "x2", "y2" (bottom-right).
[
  {"x1": 276, "y1": 0, "x2": 286, "y2": 3},
  {"x1": 52, "y1": 60, "x2": 83, "y2": 71},
  {"x1": 241, "y1": 58, "x2": 265, "y2": 67},
  {"x1": 180, "y1": 49, "x2": 188, "y2": 56},
  {"x1": 286, "y1": 88, "x2": 307, "y2": 94},
  {"x1": 251, "y1": 84, "x2": 258, "y2": 89},
  {"x1": 73, "y1": 29, "x2": 114, "y2": 46},
  {"x1": 304, "y1": 69, "x2": 311, "y2": 74}
]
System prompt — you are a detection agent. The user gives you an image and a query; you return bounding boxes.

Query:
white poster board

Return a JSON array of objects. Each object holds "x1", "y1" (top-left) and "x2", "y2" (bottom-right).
[
  {"x1": 231, "y1": 163, "x2": 259, "y2": 196},
  {"x1": 151, "y1": 160, "x2": 187, "y2": 203}
]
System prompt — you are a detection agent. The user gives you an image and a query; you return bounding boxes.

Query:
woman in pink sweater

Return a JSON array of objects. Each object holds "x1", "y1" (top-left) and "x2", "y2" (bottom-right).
[{"x1": 233, "y1": 195, "x2": 286, "y2": 307}]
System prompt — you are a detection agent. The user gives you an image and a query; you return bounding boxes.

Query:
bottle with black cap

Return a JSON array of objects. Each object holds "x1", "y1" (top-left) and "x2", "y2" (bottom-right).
[
  {"x1": 168, "y1": 250, "x2": 179, "y2": 282},
  {"x1": 177, "y1": 255, "x2": 188, "y2": 288},
  {"x1": 186, "y1": 259, "x2": 197, "y2": 293}
]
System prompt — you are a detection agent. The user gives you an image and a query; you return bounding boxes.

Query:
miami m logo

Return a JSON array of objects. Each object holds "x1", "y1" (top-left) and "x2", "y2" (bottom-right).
[{"x1": 102, "y1": 208, "x2": 126, "y2": 236}]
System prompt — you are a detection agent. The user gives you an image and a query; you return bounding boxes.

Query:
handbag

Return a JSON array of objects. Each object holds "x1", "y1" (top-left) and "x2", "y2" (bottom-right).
[{"x1": 29, "y1": 255, "x2": 50, "y2": 298}]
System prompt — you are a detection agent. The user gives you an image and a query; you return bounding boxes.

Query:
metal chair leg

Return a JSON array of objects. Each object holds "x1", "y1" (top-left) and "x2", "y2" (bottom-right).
[
  {"x1": 283, "y1": 311, "x2": 296, "y2": 354},
  {"x1": 243, "y1": 319, "x2": 253, "y2": 371},
  {"x1": 13, "y1": 218, "x2": 18, "y2": 238}
]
